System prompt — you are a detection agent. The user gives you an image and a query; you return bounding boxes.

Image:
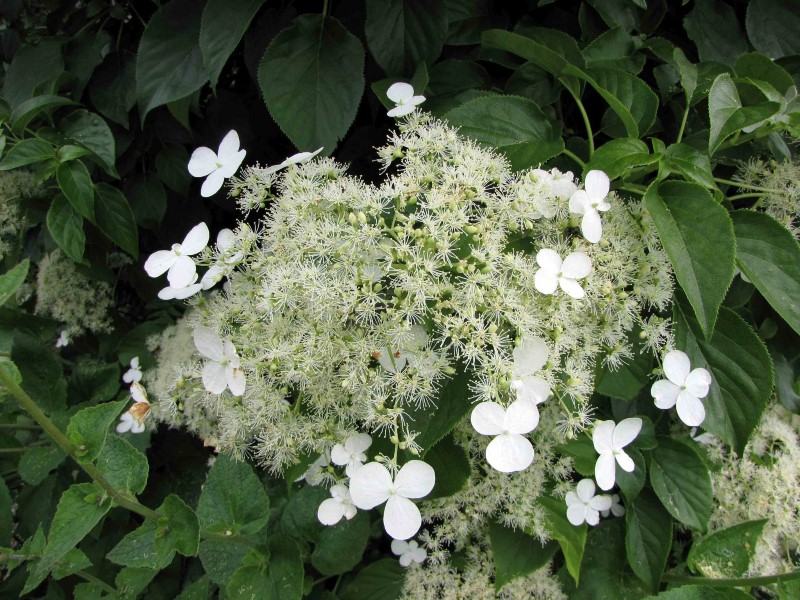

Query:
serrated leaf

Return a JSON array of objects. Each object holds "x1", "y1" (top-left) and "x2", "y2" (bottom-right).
[
  {"x1": 56, "y1": 161, "x2": 95, "y2": 221},
  {"x1": 115, "y1": 566, "x2": 158, "y2": 599},
  {"x1": 625, "y1": 490, "x2": 672, "y2": 592},
  {"x1": 89, "y1": 53, "x2": 136, "y2": 129},
  {"x1": 425, "y1": 434, "x2": 470, "y2": 499},
  {"x1": 18, "y1": 445, "x2": 66, "y2": 486},
  {"x1": 585, "y1": 138, "x2": 655, "y2": 181},
  {"x1": 339, "y1": 559, "x2": 405, "y2": 600},
  {"x1": 590, "y1": 68, "x2": 658, "y2": 138},
  {"x1": 745, "y1": 0, "x2": 800, "y2": 59},
  {"x1": 95, "y1": 183, "x2": 139, "y2": 257},
  {"x1": 10, "y1": 95, "x2": 75, "y2": 133},
  {"x1": 200, "y1": 0, "x2": 266, "y2": 87},
  {"x1": 649, "y1": 437, "x2": 712, "y2": 532},
  {"x1": 47, "y1": 195, "x2": 86, "y2": 263},
  {"x1": 734, "y1": 53, "x2": 795, "y2": 95},
  {"x1": 259, "y1": 14, "x2": 365, "y2": 153},
  {"x1": 66, "y1": 400, "x2": 126, "y2": 462},
  {"x1": 60, "y1": 109, "x2": 116, "y2": 174},
  {"x1": 197, "y1": 454, "x2": 269, "y2": 535},
  {"x1": 311, "y1": 511, "x2": 371, "y2": 575},
  {"x1": 108, "y1": 520, "x2": 170, "y2": 569},
  {"x1": 661, "y1": 144, "x2": 715, "y2": 189},
  {"x1": 673, "y1": 48, "x2": 697, "y2": 102},
  {"x1": 488, "y1": 521, "x2": 557, "y2": 591},
  {"x1": 0, "y1": 139, "x2": 56, "y2": 170},
  {"x1": 158, "y1": 494, "x2": 200, "y2": 558},
  {"x1": 684, "y1": 0, "x2": 749, "y2": 65},
  {"x1": 536, "y1": 495, "x2": 586, "y2": 585},
  {"x1": 0, "y1": 260, "x2": 29, "y2": 307},
  {"x1": 583, "y1": 28, "x2": 644, "y2": 74},
  {"x1": 281, "y1": 484, "x2": 327, "y2": 542},
  {"x1": 556, "y1": 435, "x2": 595, "y2": 477},
  {"x1": 732, "y1": 210, "x2": 800, "y2": 337},
  {"x1": 199, "y1": 538, "x2": 249, "y2": 588},
  {"x1": 688, "y1": 519, "x2": 767, "y2": 578},
  {"x1": 51, "y1": 547, "x2": 92, "y2": 580},
  {"x1": 94, "y1": 435, "x2": 148, "y2": 495},
  {"x1": 644, "y1": 181, "x2": 734, "y2": 338}
]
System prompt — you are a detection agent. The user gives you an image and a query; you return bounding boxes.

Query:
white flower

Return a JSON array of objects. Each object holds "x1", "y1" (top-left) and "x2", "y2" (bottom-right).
[
  {"x1": 193, "y1": 326, "x2": 246, "y2": 396},
  {"x1": 650, "y1": 350, "x2": 712, "y2": 427},
  {"x1": 144, "y1": 222, "x2": 210, "y2": 288},
  {"x1": 526, "y1": 169, "x2": 578, "y2": 218},
  {"x1": 569, "y1": 170, "x2": 611, "y2": 243},
  {"x1": 317, "y1": 484, "x2": 357, "y2": 526},
  {"x1": 510, "y1": 337, "x2": 551, "y2": 406},
  {"x1": 122, "y1": 356, "x2": 142, "y2": 384},
  {"x1": 215, "y1": 228, "x2": 244, "y2": 264},
  {"x1": 297, "y1": 451, "x2": 331, "y2": 486},
  {"x1": 600, "y1": 493, "x2": 625, "y2": 518},
  {"x1": 187, "y1": 130, "x2": 246, "y2": 197},
  {"x1": 378, "y1": 325, "x2": 428, "y2": 373},
  {"x1": 470, "y1": 400, "x2": 539, "y2": 473},
  {"x1": 566, "y1": 479, "x2": 612, "y2": 526},
  {"x1": 593, "y1": 417, "x2": 642, "y2": 491},
  {"x1": 349, "y1": 460, "x2": 435, "y2": 540},
  {"x1": 55, "y1": 330, "x2": 69, "y2": 348},
  {"x1": 391, "y1": 539, "x2": 427, "y2": 567},
  {"x1": 534, "y1": 249, "x2": 592, "y2": 299},
  {"x1": 264, "y1": 148, "x2": 323, "y2": 174},
  {"x1": 331, "y1": 433, "x2": 372, "y2": 476},
  {"x1": 116, "y1": 383, "x2": 150, "y2": 434},
  {"x1": 158, "y1": 273, "x2": 203, "y2": 300},
  {"x1": 386, "y1": 82, "x2": 425, "y2": 118}
]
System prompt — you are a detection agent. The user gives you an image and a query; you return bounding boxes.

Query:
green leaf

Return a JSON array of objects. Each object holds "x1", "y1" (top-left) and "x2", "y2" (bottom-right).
[
  {"x1": 128, "y1": 175, "x2": 167, "y2": 229},
  {"x1": 115, "y1": 567, "x2": 158, "y2": 599},
  {"x1": 583, "y1": 27, "x2": 645, "y2": 74},
  {"x1": 644, "y1": 181, "x2": 735, "y2": 338},
  {"x1": 661, "y1": 144, "x2": 715, "y2": 190},
  {"x1": 444, "y1": 95, "x2": 563, "y2": 170},
  {"x1": 405, "y1": 367, "x2": 471, "y2": 452},
  {"x1": 772, "y1": 350, "x2": 800, "y2": 413},
  {"x1": 47, "y1": 194, "x2": 86, "y2": 263},
  {"x1": 0, "y1": 477, "x2": 12, "y2": 545},
  {"x1": 176, "y1": 576, "x2": 210, "y2": 600},
  {"x1": 488, "y1": 521, "x2": 557, "y2": 591},
  {"x1": 683, "y1": 0, "x2": 749, "y2": 65},
  {"x1": 746, "y1": 0, "x2": 800, "y2": 59},
  {"x1": 281, "y1": 484, "x2": 327, "y2": 542},
  {"x1": 23, "y1": 483, "x2": 110, "y2": 594},
  {"x1": 10, "y1": 95, "x2": 75, "y2": 133},
  {"x1": 615, "y1": 446, "x2": 646, "y2": 503},
  {"x1": 199, "y1": 538, "x2": 249, "y2": 587},
  {"x1": 732, "y1": 210, "x2": 800, "y2": 337},
  {"x1": 60, "y1": 109, "x2": 117, "y2": 175},
  {"x1": 18, "y1": 445, "x2": 66, "y2": 486},
  {"x1": 158, "y1": 494, "x2": 200, "y2": 558},
  {"x1": 364, "y1": 0, "x2": 448, "y2": 76},
  {"x1": 652, "y1": 587, "x2": 753, "y2": 599},
  {"x1": 227, "y1": 566, "x2": 271, "y2": 600},
  {"x1": 674, "y1": 299, "x2": 774, "y2": 454},
  {"x1": 649, "y1": 437, "x2": 713, "y2": 532},
  {"x1": 66, "y1": 400, "x2": 126, "y2": 462},
  {"x1": 259, "y1": 14, "x2": 365, "y2": 153},
  {"x1": 11, "y1": 332, "x2": 67, "y2": 413},
  {"x1": 57, "y1": 145, "x2": 93, "y2": 162},
  {"x1": 688, "y1": 519, "x2": 767, "y2": 578},
  {"x1": 197, "y1": 454, "x2": 269, "y2": 535},
  {"x1": 340, "y1": 559, "x2": 405, "y2": 600},
  {"x1": 201, "y1": 0, "x2": 266, "y2": 86},
  {"x1": 734, "y1": 53, "x2": 795, "y2": 95},
  {"x1": 590, "y1": 68, "x2": 658, "y2": 138},
  {"x1": 0, "y1": 260, "x2": 29, "y2": 307},
  {"x1": 673, "y1": 48, "x2": 698, "y2": 102},
  {"x1": 136, "y1": 0, "x2": 209, "y2": 122},
  {"x1": 56, "y1": 161, "x2": 95, "y2": 221},
  {"x1": 311, "y1": 511, "x2": 371, "y2": 575},
  {"x1": 0, "y1": 139, "x2": 55, "y2": 170},
  {"x1": 89, "y1": 53, "x2": 136, "y2": 129},
  {"x1": 156, "y1": 146, "x2": 192, "y2": 195},
  {"x1": 2, "y1": 40, "x2": 64, "y2": 109},
  {"x1": 585, "y1": 138, "x2": 655, "y2": 182},
  {"x1": 537, "y1": 495, "x2": 586, "y2": 585},
  {"x1": 425, "y1": 434, "x2": 470, "y2": 499},
  {"x1": 556, "y1": 435, "x2": 595, "y2": 477},
  {"x1": 95, "y1": 183, "x2": 139, "y2": 257},
  {"x1": 266, "y1": 534, "x2": 303, "y2": 600},
  {"x1": 94, "y1": 435, "x2": 149, "y2": 495},
  {"x1": 595, "y1": 349, "x2": 654, "y2": 402},
  {"x1": 51, "y1": 547, "x2": 92, "y2": 580},
  {"x1": 708, "y1": 73, "x2": 780, "y2": 155},
  {"x1": 108, "y1": 520, "x2": 171, "y2": 569},
  {"x1": 625, "y1": 490, "x2": 672, "y2": 592}
]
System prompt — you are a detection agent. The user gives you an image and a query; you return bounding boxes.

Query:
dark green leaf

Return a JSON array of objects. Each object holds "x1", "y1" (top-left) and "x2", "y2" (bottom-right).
[
  {"x1": 583, "y1": 28, "x2": 644, "y2": 74},
  {"x1": 595, "y1": 348, "x2": 654, "y2": 401},
  {"x1": 649, "y1": 437, "x2": 713, "y2": 532},
  {"x1": 0, "y1": 477, "x2": 11, "y2": 545},
  {"x1": 60, "y1": 109, "x2": 116, "y2": 174},
  {"x1": 625, "y1": 490, "x2": 672, "y2": 592},
  {"x1": 107, "y1": 520, "x2": 171, "y2": 570},
  {"x1": 745, "y1": 0, "x2": 800, "y2": 59},
  {"x1": 0, "y1": 260, "x2": 29, "y2": 307},
  {"x1": 199, "y1": 538, "x2": 249, "y2": 587},
  {"x1": 51, "y1": 547, "x2": 92, "y2": 580},
  {"x1": 11, "y1": 332, "x2": 67, "y2": 413},
  {"x1": 200, "y1": 0, "x2": 267, "y2": 86},
  {"x1": 556, "y1": 435, "x2": 595, "y2": 477},
  {"x1": 259, "y1": 14, "x2": 365, "y2": 153},
  {"x1": 673, "y1": 48, "x2": 698, "y2": 102},
  {"x1": 311, "y1": 511, "x2": 371, "y2": 575},
  {"x1": 136, "y1": 0, "x2": 209, "y2": 121},
  {"x1": 266, "y1": 534, "x2": 303, "y2": 600},
  {"x1": 89, "y1": 53, "x2": 136, "y2": 129},
  {"x1": 772, "y1": 350, "x2": 800, "y2": 413},
  {"x1": 425, "y1": 434, "x2": 470, "y2": 499},
  {"x1": 156, "y1": 146, "x2": 192, "y2": 195},
  {"x1": 661, "y1": 144, "x2": 715, "y2": 189},
  {"x1": 684, "y1": 0, "x2": 749, "y2": 65},
  {"x1": 18, "y1": 445, "x2": 66, "y2": 486},
  {"x1": 733, "y1": 210, "x2": 800, "y2": 337},
  {"x1": 616, "y1": 447, "x2": 646, "y2": 503},
  {"x1": 0, "y1": 139, "x2": 55, "y2": 170},
  {"x1": 128, "y1": 175, "x2": 167, "y2": 229},
  {"x1": 488, "y1": 521, "x2": 557, "y2": 591},
  {"x1": 10, "y1": 95, "x2": 75, "y2": 133},
  {"x1": 675, "y1": 299, "x2": 774, "y2": 454},
  {"x1": 281, "y1": 484, "x2": 328, "y2": 542},
  {"x1": 47, "y1": 195, "x2": 86, "y2": 263},
  {"x1": 2, "y1": 41, "x2": 63, "y2": 109},
  {"x1": 405, "y1": 367, "x2": 471, "y2": 452},
  {"x1": 590, "y1": 68, "x2": 658, "y2": 138},
  {"x1": 688, "y1": 519, "x2": 767, "y2": 577},
  {"x1": 95, "y1": 183, "x2": 139, "y2": 257},
  {"x1": 734, "y1": 53, "x2": 795, "y2": 95},
  {"x1": 340, "y1": 559, "x2": 405, "y2": 600},
  {"x1": 653, "y1": 586, "x2": 753, "y2": 599},
  {"x1": 227, "y1": 566, "x2": 271, "y2": 600},
  {"x1": 56, "y1": 161, "x2": 95, "y2": 221},
  {"x1": 585, "y1": 138, "x2": 655, "y2": 182},
  {"x1": 66, "y1": 399, "x2": 126, "y2": 462},
  {"x1": 197, "y1": 454, "x2": 269, "y2": 535},
  {"x1": 644, "y1": 181, "x2": 734, "y2": 338},
  {"x1": 176, "y1": 576, "x2": 210, "y2": 600},
  {"x1": 158, "y1": 494, "x2": 200, "y2": 558},
  {"x1": 536, "y1": 495, "x2": 586, "y2": 585},
  {"x1": 94, "y1": 435, "x2": 149, "y2": 495}
]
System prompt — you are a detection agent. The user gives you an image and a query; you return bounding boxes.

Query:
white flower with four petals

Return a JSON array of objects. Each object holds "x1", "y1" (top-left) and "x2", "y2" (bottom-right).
[
  {"x1": 193, "y1": 326, "x2": 246, "y2": 396},
  {"x1": 650, "y1": 350, "x2": 711, "y2": 427},
  {"x1": 391, "y1": 539, "x2": 427, "y2": 567},
  {"x1": 116, "y1": 383, "x2": 150, "y2": 434},
  {"x1": 187, "y1": 130, "x2": 246, "y2": 197},
  {"x1": 386, "y1": 82, "x2": 426, "y2": 118},
  {"x1": 471, "y1": 400, "x2": 539, "y2": 473},
  {"x1": 144, "y1": 222, "x2": 210, "y2": 289},
  {"x1": 600, "y1": 493, "x2": 626, "y2": 518},
  {"x1": 534, "y1": 249, "x2": 592, "y2": 299},
  {"x1": 317, "y1": 484, "x2": 358, "y2": 526},
  {"x1": 122, "y1": 356, "x2": 142, "y2": 384},
  {"x1": 510, "y1": 336, "x2": 551, "y2": 407},
  {"x1": 331, "y1": 433, "x2": 373, "y2": 476},
  {"x1": 566, "y1": 479, "x2": 612, "y2": 526},
  {"x1": 55, "y1": 330, "x2": 70, "y2": 348},
  {"x1": 593, "y1": 417, "x2": 642, "y2": 491},
  {"x1": 569, "y1": 170, "x2": 611, "y2": 243}
]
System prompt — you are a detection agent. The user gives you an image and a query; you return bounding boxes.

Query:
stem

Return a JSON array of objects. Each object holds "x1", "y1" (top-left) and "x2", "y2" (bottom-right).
[
  {"x1": 201, "y1": 530, "x2": 258, "y2": 548},
  {"x1": 616, "y1": 185, "x2": 646, "y2": 196},
  {"x1": 0, "y1": 447, "x2": 28, "y2": 454},
  {"x1": 0, "y1": 423, "x2": 41, "y2": 431},
  {"x1": 561, "y1": 149, "x2": 586, "y2": 169},
  {"x1": 322, "y1": 0, "x2": 329, "y2": 17},
  {"x1": 727, "y1": 193, "x2": 768, "y2": 201},
  {"x1": 662, "y1": 570, "x2": 800, "y2": 588},
  {"x1": 676, "y1": 102, "x2": 690, "y2": 144},
  {"x1": 569, "y1": 92, "x2": 595, "y2": 157},
  {"x1": 713, "y1": 177, "x2": 783, "y2": 194},
  {"x1": 75, "y1": 570, "x2": 117, "y2": 595}
]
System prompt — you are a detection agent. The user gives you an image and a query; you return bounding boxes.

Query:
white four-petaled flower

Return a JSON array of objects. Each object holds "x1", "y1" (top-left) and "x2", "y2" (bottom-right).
[
  {"x1": 349, "y1": 460, "x2": 435, "y2": 540},
  {"x1": 593, "y1": 417, "x2": 642, "y2": 491},
  {"x1": 391, "y1": 539, "x2": 427, "y2": 567},
  {"x1": 471, "y1": 400, "x2": 539, "y2": 473},
  {"x1": 317, "y1": 484, "x2": 357, "y2": 526},
  {"x1": 122, "y1": 356, "x2": 142, "y2": 384},
  {"x1": 566, "y1": 479, "x2": 612, "y2": 526},
  {"x1": 193, "y1": 326, "x2": 246, "y2": 396},
  {"x1": 144, "y1": 222, "x2": 210, "y2": 289},
  {"x1": 386, "y1": 82, "x2": 426, "y2": 118},
  {"x1": 265, "y1": 148, "x2": 323, "y2": 174},
  {"x1": 188, "y1": 130, "x2": 247, "y2": 197},
  {"x1": 569, "y1": 170, "x2": 611, "y2": 243},
  {"x1": 600, "y1": 493, "x2": 625, "y2": 518},
  {"x1": 55, "y1": 330, "x2": 70, "y2": 348},
  {"x1": 650, "y1": 350, "x2": 711, "y2": 427},
  {"x1": 510, "y1": 336, "x2": 551, "y2": 407},
  {"x1": 534, "y1": 249, "x2": 592, "y2": 299},
  {"x1": 117, "y1": 383, "x2": 150, "y2": 434},
  {"x1": 331, "y1": 433, "x2": 372, "y2": 476}
]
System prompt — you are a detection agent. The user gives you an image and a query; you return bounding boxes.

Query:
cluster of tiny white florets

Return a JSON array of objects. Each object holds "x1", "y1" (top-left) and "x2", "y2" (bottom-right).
[
  {"x1": 736, "y1": 159, "x2": 800, "y2": 236},
  {"x1": 34, "y1": 250, "x2": 114, "y2": 336},
  {"x1": 708, "y1": 401, "x2": 800, "y2": 575},
  {"x1": 159, "y1": 112, "x2": 673, "y2": 475},
  {"x1": 0, "y1": 170, "x2": 41, "y2": 262}
]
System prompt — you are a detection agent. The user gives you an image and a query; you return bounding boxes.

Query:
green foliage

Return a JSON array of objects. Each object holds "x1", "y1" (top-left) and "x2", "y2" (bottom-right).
[
  {"x1": 538, "y1": 495, "x2": 586, "y2": 586},
  {"x1": 687, "y1": 519, "x2": 767, "y2": 578},
  {"x1": 94, "y1": 435, "x2": 149, "y2": 495},
  {"x1": 47, "y1": 194, "x2": 86, "y2": 263},
  {"x1": 488, "y1": 521, "x2": 557, "y2": 591},
  {"x1": 424, "y1": 434, "x2": 470, "y2": 499},
  {"x1": 0, "y1": 260, "x2": 29, "y2": 307},
  {"x1": 66, "y1": 399, "x2": 126, "y2": 462},
  {"x1": 18, "y1": 446, "x2": 66, "y2": 486},
  {"x1": 625, "y1": 490, "x2": 672, "y2": 592},
  {"x1": 56, "y1": 161, "x2": 95, "y2": 222},
  {"x1": 94, "y1": 184, "x2": 139, "y2": 258},
  {"x1": 311, "y1": 512, "x2": 371, "y2": 575},
  {"x1": 340, "y1": 559, "x2": 406, "y2": 600}
]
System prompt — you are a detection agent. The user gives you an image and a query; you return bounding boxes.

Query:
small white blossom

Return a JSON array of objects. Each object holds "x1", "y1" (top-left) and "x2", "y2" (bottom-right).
[
  {"x1": 534, "y1": 249, "x2": 592, "y2": 299},
  {"x1": 188, "y1": 130, "x2": 246, "y2": 197},
  {"x1": 317, "y1": 484, "x2": 357, "y2": 525},
  {"x1": 386, "y1": 82, "x2": 425, "y2": 118},
  {"x1": 55, "y1": 330, "x2": 70, "y2": 348},
  {"x1": 331, "y1": 433, "x2": 372, "y2": 476},
  {"x1": 116, "y1": 383, "x2": 150, "y2": 434},
  {"x1": 391, "y1": 539, "x2": 427, "y2": 567},
  {"x1": 297, "y1": 452, "x2": 331, "y2": 486},
  {"x1": 569, "y1": 170, "x2": 611, "y2": 243},
  {"x1": 600, "y1": 493, "x2": 625, "y2": 518},
  {"x1": 378, "y1": 325, "x2": 428, "y2": 373},
  {"x1": 566, "y1": 479, "x2": 612, "y2": 526},
  {"x1": 122, "y1": 356, "x2": 142, "y2": 384},
  {"x1": 158, "y1": 273, "x2": 203, "y2": 300},
  {"x1": 650, "y1": 350, "x2": 711, "y2": 427},
  {"x1": 265, "y1": 148, "x2": 323, "y2": 174},
  {"x1": 593, "y1": 417, "x2": 642, "y2": 491},
  {"x1": 470, "y1": 400, "x2": 539, "y2": 473},
  {"x1": 349, "y1": 460, "x2": 435, "y2": 540},
  {"x1": 510, "y1": 337, "x2": 551, "y2": 406},
  {"x1": 193, "y1": 326, "x2": 246, "y2": 396},
  {"x1": 144, "y1": 222, "x2": 209, "y2": 288}
]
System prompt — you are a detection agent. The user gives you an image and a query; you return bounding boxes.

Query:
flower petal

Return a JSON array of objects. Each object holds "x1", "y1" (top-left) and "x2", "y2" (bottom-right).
[
  {"x1": 580, "y1": 209, "x2": 603, "y2": 244},
  {"x1": 116, "y1": 413, "x2": 133, "y2": 433},
  {"x1": 585, "y1": 170, "x2": 610, "y2": 201},
  {"x1": 172, "y1": 282, "x2": 202, "y2": 300},
  {"x1": 144, "y1": 250, "x2": 177, "y2": 278},
  {"x1": 131, "y1": 420, "x2": 146, "y2": 434},
  {"x1": 391, "y1": 539, "x2": 409, "y2": 556},
  {"x1": 219, "y1": 149, "x2": 246, "y2": 177},
  {"x1": 387, "y1": 103, "x2": 417, "y2": 118},
  {"x1": 226, "y1": 366, "x2": 246, "y2": 396},
  {"x1": 347, "y1": 433, "x2": 373, "y2": 454},
  {"x1": 567, "y1": 503, "x2": 588, "y2": 526},
  {"x1": 534, "y1": 270, "x2": 559, "y2": 295},
  {"x1": 589, "y1": 494, "x2": 613, "y2": 511},
  {"x1": 505, "y1": 399, "x2": 539, "y2": 435},
  {"x1": 201, "y1": 265, "x2": 225, "y2": 290},
  {"x1": 130, "y1": 382, "x2": 148, "y2": 404},
  {"x1": 615, "y1": 449, "x2": 635, "y2": 472},
  {"x1": 561, "y1": 252, "x2": 592, "y2": 279},
  {"x1": 676, "y1": 392, "x2": 706, "y2": 426},
  {"x1": 194, "y1": 326, "x2": 224, "y2": 361},
  {"x1": 217, "y1": 130, "x2": 241, "y2": 163},
  {"x1": 202, "y1": 362, "x2": 228, "y2": 394},
  {"x1": 349, "y1": 462, "x2": 392, "y2": 509},
  {"x1": 383, "y1": 495, "x2": 421, "y2": 540},
  {"x1": 536, "y1": 248, "x2": 562, "y2": 272},
  {"x1": 201, "y1": 170, "x2": 226, "y2": 197},
  {"x1": 612, "y1": 417, "x2": 642, "y2": 449},
  {"x1": 410, "y1": 546, "x2": 427, "y2": 563},
  {"x1": 513, "y1": 376, "x2": 550, "y2": 405},
  {"x1": 593, "y1": 420, "x2": 615, "y2": 454},
  {"x1": 470, "y1": 402, "x2": 506, "y2": 436},
  {"x1": 181, "y1": 222, "x2": 210, "y2": 255},
  {"x1": 217, "y1": 228, "x2": 235, "y2": 251},
  {"x1": 399, "y1": 553, "x2": 413, "y2": 567},
  {"x1": 568, "y1": 189, "x2": 591, "y2": 215},
  {"x1": 663, "y1": 350, "x2": 690, "y2": 385},
  {"x1": 387, "y1": 82, "x2": 414, "y2": 103},
  {"x1": 394, "y1": 460, "x2": 435, "y2": 499},
  {"x1": 651, "y1": 379, "x2": 680, "y2": 409},
  {"x1": 685, "y1": 368, "x2": 712, "y2": 398},
  {"x1": 317, "y1": 498, "x2": 345, "y2": 526},
  {"x1": 512, "y1": 337, "x2": 549, "y2": 375},
  {"x1": 485, "y1": 433, "x2": 534, "y2": 473},
  {"x1": 565, "y1": 491, "x2": 580, "y2": 507},
  {"x1": 330, "y1": 443, "x2": 349, "y2": 467},
  {"x1": 558, "y1": 277, "x2": 585, "y2": 299},
  {"x1": 595, "y1": 453, "x2": 617, "y2": 491},
  {"x1": 187, "y1": 146, "x2": 218, "y2": 177},
  {"x1": 585, "y1": 507, "x2": 600, "y2": 526},
  {"x1": 167, "y1": 255, "x2": 197, "y2": 288},
  {"x1": 575, "y1": 478, "x2": 596, "y2": 502}
]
